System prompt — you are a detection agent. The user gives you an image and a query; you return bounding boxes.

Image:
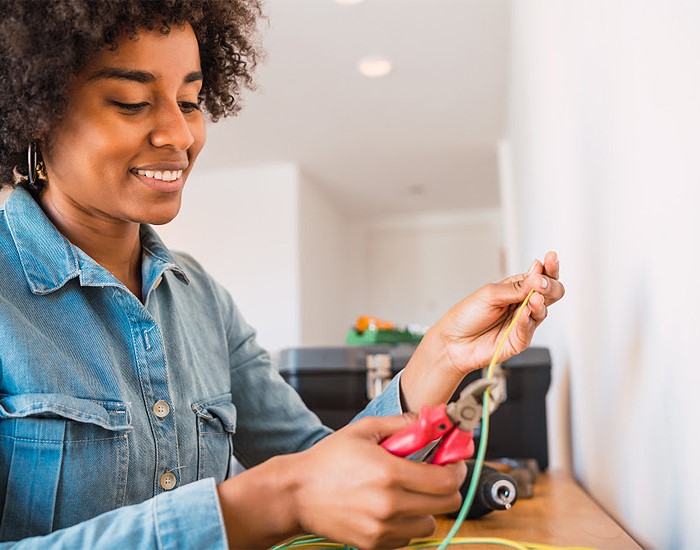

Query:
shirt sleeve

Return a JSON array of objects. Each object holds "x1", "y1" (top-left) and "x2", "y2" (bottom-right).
[
  {"x1": 213, "y1": 283, "x2": 331, "y2": 468},
  {"x1": 0, "y1": 479, "x2": 227, "y2": 550},
  {"x1": 212, "y1": 279, "x2": 407, "y2": 468},
  {"x1": 352, "y1": 370, "x2": 405, "y2": 420}
]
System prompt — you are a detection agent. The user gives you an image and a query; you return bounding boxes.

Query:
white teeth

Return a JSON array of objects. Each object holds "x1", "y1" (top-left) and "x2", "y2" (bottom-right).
[{"x1": 136, "y1": 169, "x2": 183, "y2": 182}]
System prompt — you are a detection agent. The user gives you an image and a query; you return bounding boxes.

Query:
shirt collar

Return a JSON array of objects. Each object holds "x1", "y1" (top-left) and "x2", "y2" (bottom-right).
[
  {"x1": 140, "y1": 224, "x2": 190, "y2": 291},
  {"x1": 4, "y1": 186, "x2": 189, "y2": 295}
]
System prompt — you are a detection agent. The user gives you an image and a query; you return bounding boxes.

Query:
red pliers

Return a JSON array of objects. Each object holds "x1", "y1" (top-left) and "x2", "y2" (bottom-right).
[{"x1": 381, "y1": 378, "x2": 499, "y2": 466}]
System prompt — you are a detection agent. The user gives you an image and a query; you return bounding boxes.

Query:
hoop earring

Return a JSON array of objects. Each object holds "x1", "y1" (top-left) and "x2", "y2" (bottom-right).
[{"x1": 27, "y1": 140, "x2": 45, "y2": 191}]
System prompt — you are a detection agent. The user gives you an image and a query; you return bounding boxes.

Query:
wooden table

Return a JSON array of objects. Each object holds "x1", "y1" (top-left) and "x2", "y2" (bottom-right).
[{"x1": 429, "y1": 471, "x2": 641, "y2": 549}]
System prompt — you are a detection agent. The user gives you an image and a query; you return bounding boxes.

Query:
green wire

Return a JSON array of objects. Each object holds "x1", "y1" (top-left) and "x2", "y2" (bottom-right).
[
  {"x1": 272, "y1": 535, "x2": 329, "y2": 549},
  {"x1": 436, "y1": 390, "x2": 491, "y2": 550},
  {"x1": 437, "y1": 289, "x2": 534, "y2": 550}
]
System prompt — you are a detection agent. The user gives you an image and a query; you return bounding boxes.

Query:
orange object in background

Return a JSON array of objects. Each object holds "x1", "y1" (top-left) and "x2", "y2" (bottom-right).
[{"x1": 354, "y1": 316, "x2": 395, "y2": 333}]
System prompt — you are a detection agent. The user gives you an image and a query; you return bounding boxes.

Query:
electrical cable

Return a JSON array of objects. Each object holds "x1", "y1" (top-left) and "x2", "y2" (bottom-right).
[
  {"x1": 435, "y1": 289, "x2": 535, "y2": 550},
  {"x1": 273, "y1": 289, "x2": 594, "y2": 550},
  {"x1": 410, "y1": 536, "x2": 529, "y2": 549},
  {"x1": 274, "y1": 535, "x2": 593, "y2": 550}
]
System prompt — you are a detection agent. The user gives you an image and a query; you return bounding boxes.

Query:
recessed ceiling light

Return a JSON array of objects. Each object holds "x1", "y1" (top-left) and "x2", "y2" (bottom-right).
[{"x1": 358, "y1": 56, "x2": 393, "y2": 78}]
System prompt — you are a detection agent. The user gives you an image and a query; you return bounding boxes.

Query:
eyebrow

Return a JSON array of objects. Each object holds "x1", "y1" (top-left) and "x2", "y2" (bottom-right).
[{"x1": 88, "y1": 68, "x2": 203, "y2": 84}]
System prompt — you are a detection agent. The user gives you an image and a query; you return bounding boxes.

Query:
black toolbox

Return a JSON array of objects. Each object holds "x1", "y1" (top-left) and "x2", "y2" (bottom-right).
[
  {"x1": 278, "y1": 344, "x2": 414, "y2": 429},
  {"x1": 278, "y1": 345, "x2": 551, "y2": 470}
]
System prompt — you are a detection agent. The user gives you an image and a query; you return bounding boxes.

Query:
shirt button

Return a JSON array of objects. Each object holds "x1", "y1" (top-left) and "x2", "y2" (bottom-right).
[
  {"x1": 160, "y1": 472, "x2": 177, "y2": 491},
  {"x1": 152, "y1": 400, "x2": 170, "y2": 418}
]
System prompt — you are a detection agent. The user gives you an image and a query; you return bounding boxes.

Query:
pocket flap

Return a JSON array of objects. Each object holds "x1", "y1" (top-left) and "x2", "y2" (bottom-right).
[
  {"x1": 192, "y1": 394, "x2": 237, "y2": 433},
  {"x1": 0, "y1": 393, "x2": 131, "y2": 431}
]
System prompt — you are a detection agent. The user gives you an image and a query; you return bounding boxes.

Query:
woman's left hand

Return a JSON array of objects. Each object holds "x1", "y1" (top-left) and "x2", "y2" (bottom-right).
[
  {"x1": 436, "y1": 250, "x2": 564, "y2": 376},
  {"x1": 400, "y1": 251, "x2": 565, "y2": 411}
]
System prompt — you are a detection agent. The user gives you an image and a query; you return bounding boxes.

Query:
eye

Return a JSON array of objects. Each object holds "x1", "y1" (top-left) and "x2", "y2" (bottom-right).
[
  {"x1": 179, "y1": 101, "x2": 201, "y2": 114},
  {"x1": 111, "y1": 101, "x2": 149, "y2": 113}
]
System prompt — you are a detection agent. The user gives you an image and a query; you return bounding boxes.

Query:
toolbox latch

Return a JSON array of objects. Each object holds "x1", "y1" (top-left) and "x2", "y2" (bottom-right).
[{"x1": 366, "y1": 353, "x2": 392, "y2": 400}]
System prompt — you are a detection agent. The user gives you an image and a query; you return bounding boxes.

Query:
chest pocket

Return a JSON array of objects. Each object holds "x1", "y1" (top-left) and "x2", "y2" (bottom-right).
[
  {"x1": 0, "y1": 393, "x2": 131, "y2": 541},
  {"x1": 192, "y1": 394, "x2": 237, "y2": 482}
]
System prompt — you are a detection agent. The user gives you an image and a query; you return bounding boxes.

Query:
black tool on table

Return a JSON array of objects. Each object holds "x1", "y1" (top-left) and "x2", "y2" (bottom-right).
[{"x1": 448, "y1": 460, "x2": 518, "y2": 519}]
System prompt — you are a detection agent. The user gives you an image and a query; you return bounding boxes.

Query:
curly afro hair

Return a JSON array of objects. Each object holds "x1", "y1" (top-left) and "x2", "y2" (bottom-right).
[{"x1": 0, "y1": 0, "x2": 264, "y2": 192}]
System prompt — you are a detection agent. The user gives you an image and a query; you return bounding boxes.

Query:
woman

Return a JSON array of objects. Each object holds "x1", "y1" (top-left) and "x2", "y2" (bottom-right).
[{"x1": 0, "y1": 1, "x2": 564, "y2": 549}]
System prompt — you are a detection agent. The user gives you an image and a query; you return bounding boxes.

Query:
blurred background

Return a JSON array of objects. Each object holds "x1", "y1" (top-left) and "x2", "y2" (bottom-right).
[
  {"x1": 157, "y1": 0, "x2": 700, "y2": 547},
  {"x1": 159, "y1": 0, "x2": 509, "y2": 352}
]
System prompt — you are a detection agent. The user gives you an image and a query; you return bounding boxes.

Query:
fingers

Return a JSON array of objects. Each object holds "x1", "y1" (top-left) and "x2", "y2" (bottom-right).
[
  {"x1": 526, "y1": 252, "x2": 559, "y2": 280},
  {"x1": 351, "y1": 514, "x2": 437, "y2": 550},
  {"x1": 543, "y1": 250, "x2": 560, "y2": 280},
  {"x1": 353, "y1": 416, "x2": 467, "y2": 495},
  {"x1": 368, "y1": 473, "x2": 463, "y2": 518},
  {"x1": 525, "y1": 269, "x2": 565, "y2": 307},
  {"x1": 396, "y1": 479, "x2": 464, "y2": 516},
  {"x1": 381, "y1": 515, "x2": 437, "y2": 548},
  {"x1": 512, "y1": 287, "x2": 552, "y2": 352},
  {"x1": 500, "y1": 252, "x2": 563, "y2": 307},
  {"x1": 528, "y1": 252, "x2": 563, "y2": 303},
  {"x1": 347, "y1": 412, "x2": 419, "y2": 443},
  {"x1": 498, "y1": 258, "x2": 538, "y2": 285},
  {"x1": 501, "y1": 252, "x2": 561, "y2": 293},
  {"x1": 391, "y1": 460, "x2": 466, "y2": 497},
  {"x1": 527, "y1": 291, "x2": 547, "y2": 324}
]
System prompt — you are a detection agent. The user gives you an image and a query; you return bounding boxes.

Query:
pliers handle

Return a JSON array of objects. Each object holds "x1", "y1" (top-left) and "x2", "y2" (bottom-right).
[
  {"x1": 380, "y1": 404, "x2": 475, "y2": 465},
  {"x1": 380, "y1": 378, "x2": 499, "y2": 466}
]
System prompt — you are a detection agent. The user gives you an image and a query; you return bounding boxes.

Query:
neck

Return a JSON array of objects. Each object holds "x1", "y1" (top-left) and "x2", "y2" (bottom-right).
[{"x1": 39, "y1": 190, "x2": 143, "y2": 300}]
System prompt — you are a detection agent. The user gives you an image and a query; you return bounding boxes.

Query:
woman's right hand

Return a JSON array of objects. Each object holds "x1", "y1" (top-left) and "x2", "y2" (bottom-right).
[
  {"x1": 292, "y1": 414, "x2": 467, "y2": 549},
  {"x1": 217, "y1": 414, "x2": 466, "y2": 549}
]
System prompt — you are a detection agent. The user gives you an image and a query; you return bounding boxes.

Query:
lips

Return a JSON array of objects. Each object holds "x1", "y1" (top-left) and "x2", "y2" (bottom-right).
[
  {"x1": 134, "y1": 169, "x2": 183, "y2": 182},
  {"x1": 130, "y1": 165, "x2": 187, "y2": 194}
]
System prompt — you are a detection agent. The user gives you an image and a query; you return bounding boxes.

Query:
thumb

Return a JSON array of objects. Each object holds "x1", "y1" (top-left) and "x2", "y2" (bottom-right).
[
  {"x1": 490, "y1": 270, "x2": 544, "y2": 306},
  {"x1": 348, "y1": 412, "x2": 419, "y2": 444},
  {"x1": 498, "y1": 258, "x2": 542, "y2": 285}
]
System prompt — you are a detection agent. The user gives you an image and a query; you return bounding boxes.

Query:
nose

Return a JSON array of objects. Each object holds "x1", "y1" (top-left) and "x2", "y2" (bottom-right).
[{"x1": 149, "y1": 102, "x2": 195, "y2": 150}]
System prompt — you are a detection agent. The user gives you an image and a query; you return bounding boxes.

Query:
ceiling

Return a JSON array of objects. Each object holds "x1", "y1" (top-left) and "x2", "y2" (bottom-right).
[{"x1": 199, "y1": 0, "x2": 510, "y2": 219}]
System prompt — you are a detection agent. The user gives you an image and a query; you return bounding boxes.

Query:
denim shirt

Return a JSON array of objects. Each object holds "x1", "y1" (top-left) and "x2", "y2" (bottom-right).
[{"x1": 0, "y1": 187, "x2": 403, "y2": 548}]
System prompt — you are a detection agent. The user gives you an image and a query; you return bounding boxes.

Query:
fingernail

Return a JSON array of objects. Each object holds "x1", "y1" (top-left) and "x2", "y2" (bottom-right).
[
  {"x1": 527, "y1": 260, "x2": 537, "y2": 274},
  {"x1": 540, "y1": 277, "x2": 548, "y2": 289}
]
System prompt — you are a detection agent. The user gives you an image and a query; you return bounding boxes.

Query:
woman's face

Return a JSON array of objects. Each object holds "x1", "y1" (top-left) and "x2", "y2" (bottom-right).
[{"x1": 41, "y1": 23, "x2": 206, "y2": 227}]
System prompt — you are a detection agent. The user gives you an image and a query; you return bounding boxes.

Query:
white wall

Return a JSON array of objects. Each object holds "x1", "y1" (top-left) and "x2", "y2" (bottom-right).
[
  {"x1": 365, "y1": 210, "x2": 502, "y2": 328},
  {"x1": 157, "y1": 162, "x2": 504, "y2": 352},
  {"x1": 509, "y1": 1, "x2": 700, "y2": 547},
  {"x1": 156, "y1": 163, "x2": 301, "y2": 352},
  {"x1": 298, "y1": 171, "x2": 364, "y2": 346},
  {"x1": 158, "y1": 163, "x2": 368, "y2": 351}
]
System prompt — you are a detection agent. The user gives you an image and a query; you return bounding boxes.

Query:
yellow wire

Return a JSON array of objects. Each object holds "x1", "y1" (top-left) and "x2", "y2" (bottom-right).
[
  {"x1": 410, "y1": 536, "x2": 530, "y2": 550},
  {"x1": 409, "y1": 538, "x2": 596, "y2": 550},
  {"x1": 488, "y1": 289, "x2": 536, "y2": 379},
  {"x1": 278, "y1": 537, "x2": 596, "y2": 550}
]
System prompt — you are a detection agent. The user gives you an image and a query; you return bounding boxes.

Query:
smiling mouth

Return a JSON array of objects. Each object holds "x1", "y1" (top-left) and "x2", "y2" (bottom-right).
[{"x1": 134, "y1": 169, "x2": 183, "y2": 182}]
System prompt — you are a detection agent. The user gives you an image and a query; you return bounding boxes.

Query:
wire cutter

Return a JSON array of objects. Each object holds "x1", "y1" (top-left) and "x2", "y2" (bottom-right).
[{"x1": 381, "y1": 378, "x2": 500, "y2": 466}]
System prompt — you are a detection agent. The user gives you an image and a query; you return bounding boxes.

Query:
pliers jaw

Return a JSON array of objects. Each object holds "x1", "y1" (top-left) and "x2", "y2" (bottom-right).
[{"x1": 446, "y1": 377, "x2": 500, "y2": 432}]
